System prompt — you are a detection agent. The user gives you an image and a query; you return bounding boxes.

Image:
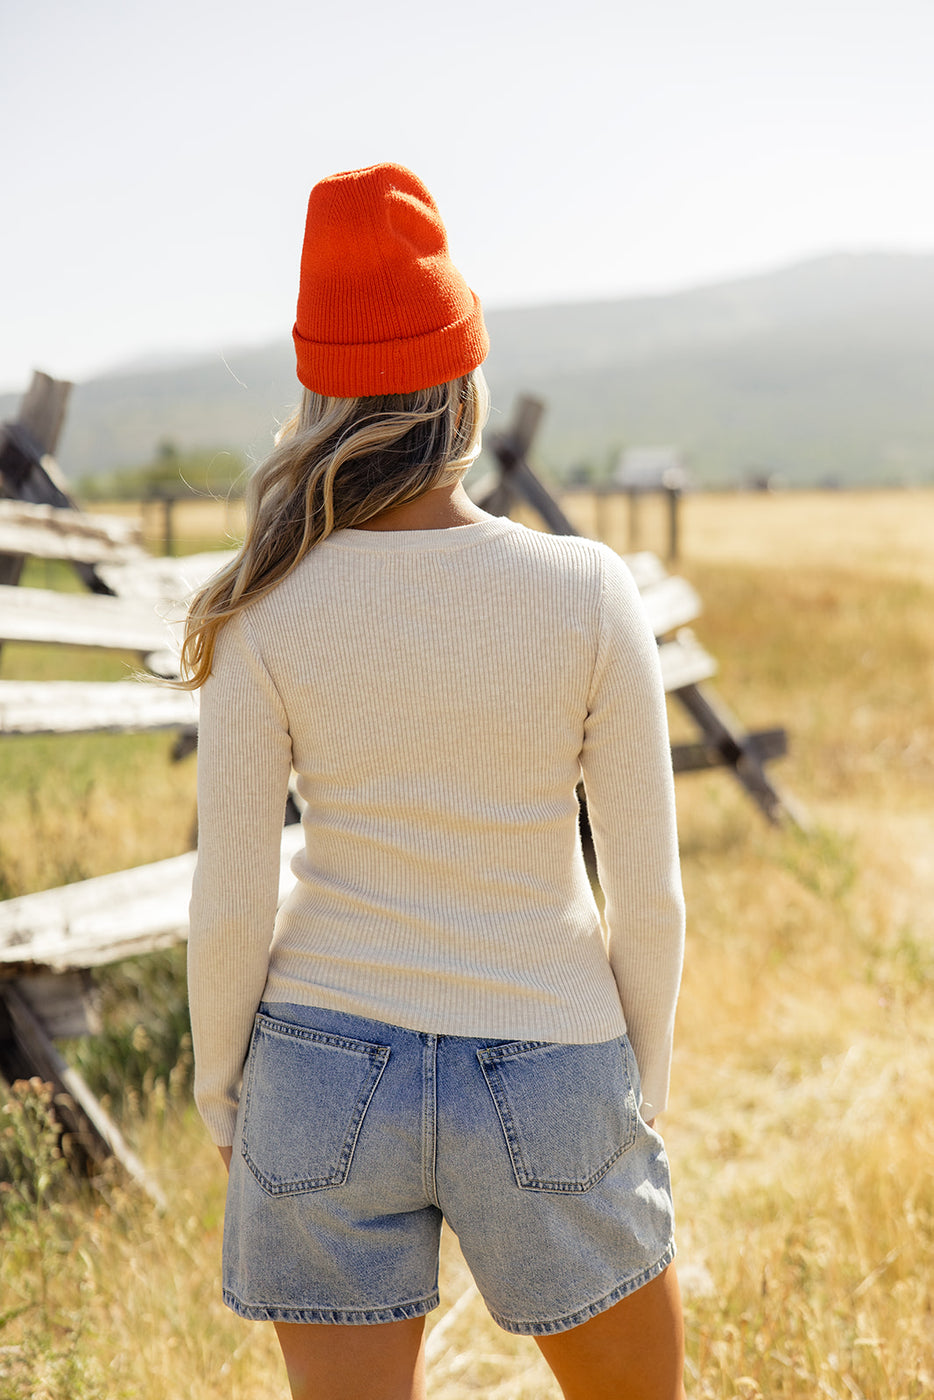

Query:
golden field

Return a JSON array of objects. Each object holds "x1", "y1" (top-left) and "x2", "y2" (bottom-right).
[{"x1": 1, "y1": 488, "x2": 932, "y2": 1398}]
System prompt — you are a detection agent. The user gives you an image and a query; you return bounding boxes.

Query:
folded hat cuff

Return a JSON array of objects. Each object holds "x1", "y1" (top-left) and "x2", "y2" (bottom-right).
[{"x1": 293, "y1": 295, "x2": 489, "y2": 398}]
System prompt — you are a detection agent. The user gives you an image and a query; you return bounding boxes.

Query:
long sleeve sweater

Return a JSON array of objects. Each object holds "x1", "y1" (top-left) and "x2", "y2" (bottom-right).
[{"x1": 188, "y1": 515, "x2": 685, "y2": 1146}]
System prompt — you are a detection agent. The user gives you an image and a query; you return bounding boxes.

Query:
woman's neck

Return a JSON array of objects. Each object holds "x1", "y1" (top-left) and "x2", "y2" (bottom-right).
[{"x1": 355, "y1": 482, "x2": 490, "y2": 531}]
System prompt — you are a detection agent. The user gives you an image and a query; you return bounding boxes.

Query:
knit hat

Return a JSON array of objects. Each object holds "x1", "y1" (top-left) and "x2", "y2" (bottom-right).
[{"x1": 292, "y1": 163, "x2": 489, "y2": 397}]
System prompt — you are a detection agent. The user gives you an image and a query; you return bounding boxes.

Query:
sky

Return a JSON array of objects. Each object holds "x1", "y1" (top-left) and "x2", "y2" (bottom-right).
[{"x1": 3, "y1": 0, "x2": 934, "y2": 393}]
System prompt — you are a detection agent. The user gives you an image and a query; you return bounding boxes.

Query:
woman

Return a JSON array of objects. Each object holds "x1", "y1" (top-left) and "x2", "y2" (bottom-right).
[{"x1": 184, "y1": 163, "x2": 686, "y2": 1400}]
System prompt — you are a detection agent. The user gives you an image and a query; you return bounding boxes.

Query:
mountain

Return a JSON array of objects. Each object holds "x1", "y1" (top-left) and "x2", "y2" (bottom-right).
[
  {"x1": 480, "y1": 252, "x2": 934, "y2": 486},
  {"x1": 4, "y1": 252, "x2": 934, "y2": 487},
  {"x1": 0, "y1": 342, "x2": 298, "y2": 487}
]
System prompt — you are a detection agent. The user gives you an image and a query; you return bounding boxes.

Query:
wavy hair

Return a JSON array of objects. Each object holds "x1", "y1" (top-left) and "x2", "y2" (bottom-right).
[{"x1": 178, "y1": 368, "x2": 489, "y2": 689}]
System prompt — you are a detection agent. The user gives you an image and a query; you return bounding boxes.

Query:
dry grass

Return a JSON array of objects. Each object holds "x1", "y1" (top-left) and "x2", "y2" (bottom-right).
[
  {"x1": 2, "y1": 490, "x2": 933, "y2": 1397},
  {"x1": 562, "y1": 486, "x2": 934, "y2": 584},
  {"x1": 0, "y1": 721, "x2": 198, "y2": 899}
]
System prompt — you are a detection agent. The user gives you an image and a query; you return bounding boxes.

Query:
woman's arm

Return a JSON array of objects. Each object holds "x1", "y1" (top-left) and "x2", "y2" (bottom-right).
[
  {"x1": 581, "y1": 548, "x2": 685, "y2": 1122},
  {"x1": 187, "y1": 609, "x2": 293, "y2": 1147}
]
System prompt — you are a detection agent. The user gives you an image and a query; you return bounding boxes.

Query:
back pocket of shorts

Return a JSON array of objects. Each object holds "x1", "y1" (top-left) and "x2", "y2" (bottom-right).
[
  {"x1": 477, "y1": 1038, "x2": 638, "y2": 1193},
  {"x1": 240, "y1": 1014, "x2": 390, "y2": 1197}
]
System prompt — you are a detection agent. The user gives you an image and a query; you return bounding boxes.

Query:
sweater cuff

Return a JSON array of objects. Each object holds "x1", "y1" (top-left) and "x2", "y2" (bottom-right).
[{"x1": 196, "y1": 1096, "x2": 240, "y2": 1148}]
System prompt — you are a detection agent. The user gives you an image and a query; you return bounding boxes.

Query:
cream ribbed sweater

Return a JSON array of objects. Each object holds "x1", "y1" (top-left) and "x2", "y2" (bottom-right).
[{"x1": 188, "y1": 515, "x2": 685, "y2": 1145}]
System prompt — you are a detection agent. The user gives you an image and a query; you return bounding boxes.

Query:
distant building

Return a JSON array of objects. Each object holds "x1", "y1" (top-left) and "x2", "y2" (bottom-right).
[{"x1": 612, "y1": 446, "x2": 690, "y2": 493}]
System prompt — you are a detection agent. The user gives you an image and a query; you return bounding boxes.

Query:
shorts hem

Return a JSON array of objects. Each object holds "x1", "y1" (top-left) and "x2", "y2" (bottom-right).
[
  {"x1": 487, "y1": 1237, "x2": 677, "y2": 1336},
  {"x1": 221, "y1": 1289, "x2": 440, "y2": 1325}
]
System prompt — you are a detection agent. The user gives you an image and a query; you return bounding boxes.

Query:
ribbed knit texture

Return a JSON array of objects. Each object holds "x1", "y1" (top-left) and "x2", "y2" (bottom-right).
[
  {"x1": 188, "y1": 516, "x2": 685, "y2": 1145},
  {"x1": 292, "y1": 163, "x2": 489, "y2": 396}
]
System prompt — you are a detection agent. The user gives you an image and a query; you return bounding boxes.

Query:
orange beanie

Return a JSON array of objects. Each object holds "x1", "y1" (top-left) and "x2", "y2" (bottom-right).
[{"x1": 292, "y1": 163, "x2": 489, "y2": 398}]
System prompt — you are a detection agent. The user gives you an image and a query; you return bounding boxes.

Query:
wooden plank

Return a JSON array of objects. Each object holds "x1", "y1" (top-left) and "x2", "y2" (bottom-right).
[
  {"x1": 0, "y1": 500, "x2": 143, "y2": 564},
  {"x1": 0, "y1": 424, "x2": 77, "y2": 508},
  {"x1": 488, "y1": 395, "x2": 545, "y2": 465},
  {"x1": 621, "y1": 552, "x2": 669, "y2": 591},
  {"x1": 14, "y1": 371, "x2": 73, "y2": 456},
  {"x1": 509, "y1": 458, "x2": 579, "y2": 535},
  {"x1": 0, "y1": 583, "x2": 182, "y2": 654},
  {"x1": 0, "y1": 679, "x2": 198, "y2": 734},
  {"x1": 0, "y1": 554, "x2": 25, "y2": 587},
  {"x1": 658, "y1": 632, "x2": 717, "y2": 692},
  {"x1": 7, "y1": 969, "x2": 102, "y2": 1037},
  {"x1": 472, "y1": 474, "x2": 515, "y2": 518},
  {"x1": 0, "y1": 375, "x2": 119, "y2": 595},
  {"x1": 143, "y1": 649, "x2": 182, "y2": 680},
  {"x1": 0, "y1": 983, "x2": 166, "y2": 1208},
  {"x1": 672, "y1": 728, "x2": 787, "y2": 773},
  {"x1": 509, "y1": 397, "x2": 546, "y2": 458},
  {"x1": 674, "y1": 682, "x2": 805, "y2": 826},
  {"x1": 639, "y1": 574, "x2": 702, "y2": 637},
  {"x1": 0, "y1": 825, "x2": 305, "y2": 970},
  {"x1": 0, "y1": 852, "x2": 198, "y2": 968},
  {"x1": 96, "y1": 549, "x2": 234, "y2": 602},
  {"x1": 485, "y1": 397, "x2": 579, "y2": 534}
]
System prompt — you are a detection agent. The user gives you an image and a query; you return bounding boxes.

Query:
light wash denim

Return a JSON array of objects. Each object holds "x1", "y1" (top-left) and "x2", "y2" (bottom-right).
[{"x1": 222, "y1": 1003, "x2": 675, "y2": 1335}]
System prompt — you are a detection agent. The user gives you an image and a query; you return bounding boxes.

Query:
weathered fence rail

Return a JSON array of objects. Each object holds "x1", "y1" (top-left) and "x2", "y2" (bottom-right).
[
  {"x1": 0, "y1": 678, "x2": 198, "y2": 736},
  {"x1": 0, "y1": 582, "x2": 182, "y2": 655},
  {"x1": 0, "y1": 827, "x2": 304, "y2": 973},
  {"x1": 0, "y1": 499, "x2": 143, "y2": 565}
]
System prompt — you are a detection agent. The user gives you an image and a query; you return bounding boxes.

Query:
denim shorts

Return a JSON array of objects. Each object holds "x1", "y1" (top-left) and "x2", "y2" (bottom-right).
[{"x1": 222, "y1": 1003, "x2": 676, "y2": 1336}]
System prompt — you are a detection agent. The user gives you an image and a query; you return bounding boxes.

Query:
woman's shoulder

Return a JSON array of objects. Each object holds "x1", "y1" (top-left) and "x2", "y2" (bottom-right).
[
  {"x1": 492, "y1": 519, "x2": 635, "y2": 593},
  {"x1": 492, "y1": 517, "x2": 612, "y2": 568}
]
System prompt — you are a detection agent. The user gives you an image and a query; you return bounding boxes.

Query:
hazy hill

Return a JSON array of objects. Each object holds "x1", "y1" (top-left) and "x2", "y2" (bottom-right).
[
  {"x1": 4, "y1": 251, "x2": 934, "y2": 487},
  {"x1": 481, "y1": 252, "x2": 934, "y2": 485}
]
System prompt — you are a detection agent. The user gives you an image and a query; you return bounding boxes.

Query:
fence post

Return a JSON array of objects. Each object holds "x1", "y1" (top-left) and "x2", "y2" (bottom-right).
[
  {"x1": 666, "y1": 486, "x2": 681, "y2": 563},
  {"x1": 628, "y1": 489, "x2": 640, "y2": 550}
]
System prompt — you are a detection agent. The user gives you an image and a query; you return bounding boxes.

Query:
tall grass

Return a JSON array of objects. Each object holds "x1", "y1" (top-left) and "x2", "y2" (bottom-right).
[{"x1": 1, "y1": 491, "x2": 933, "y2": 1397}]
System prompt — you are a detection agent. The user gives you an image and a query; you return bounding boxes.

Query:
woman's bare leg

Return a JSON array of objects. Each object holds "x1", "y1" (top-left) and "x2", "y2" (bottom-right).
[
  {"x1": 273, "y1": 1315, "x2": 427, "y2": 1400},
  {"x1": 533, "y1": 1264, "x2": 685, "y2": 1400}
]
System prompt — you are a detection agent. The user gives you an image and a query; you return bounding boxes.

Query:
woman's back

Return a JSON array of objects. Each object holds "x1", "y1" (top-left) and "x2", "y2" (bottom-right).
[{"x1": 190, "y1": 514, "x2": 683, "y2": 1140}]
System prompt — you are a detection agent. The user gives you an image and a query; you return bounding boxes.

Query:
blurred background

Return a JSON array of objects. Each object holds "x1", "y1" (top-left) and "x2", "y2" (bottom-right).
[{"x1": 4, "y1": 0, "x2": 934, "y2": 492}]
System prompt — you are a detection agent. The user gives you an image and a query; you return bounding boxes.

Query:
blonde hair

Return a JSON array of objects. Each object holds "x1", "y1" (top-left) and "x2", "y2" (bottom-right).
[{"x1": 179, "y1": 368, "x2": 489, "y2": 689}]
